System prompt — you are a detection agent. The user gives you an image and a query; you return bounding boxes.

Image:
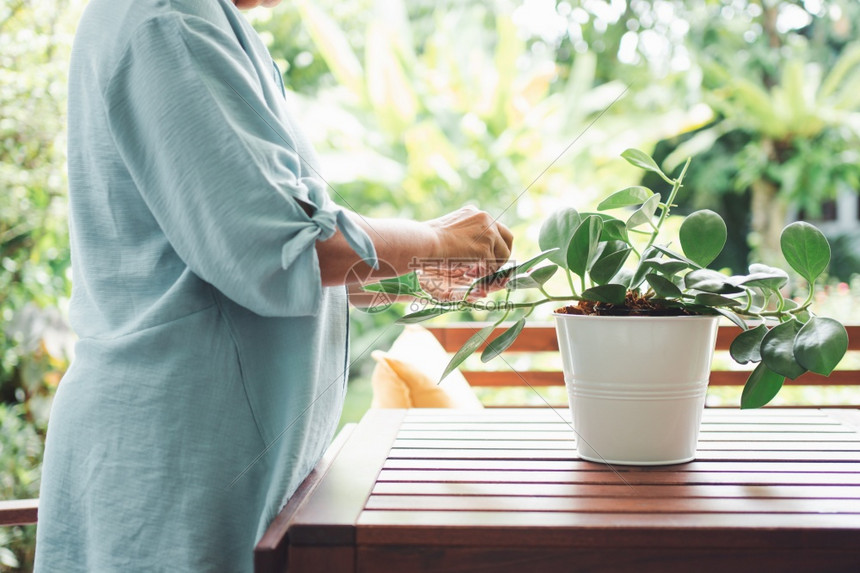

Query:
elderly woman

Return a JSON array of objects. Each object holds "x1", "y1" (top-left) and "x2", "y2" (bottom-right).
[{"x1": 34, "y1": 0, "x2": 512, "y2": 570}]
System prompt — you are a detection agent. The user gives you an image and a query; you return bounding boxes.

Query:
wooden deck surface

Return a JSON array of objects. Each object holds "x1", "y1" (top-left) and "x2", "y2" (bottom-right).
[{"x1": 256, "y1": 407, "x2": 860, "y2": 572}]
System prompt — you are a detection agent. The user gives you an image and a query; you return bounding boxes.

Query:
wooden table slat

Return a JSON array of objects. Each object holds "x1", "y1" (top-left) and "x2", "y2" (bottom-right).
[
  {"x1": 354, "y1": 545, "x2": 858, "y2": 573},
  {"x1": 397, "y1": 430, "x2": 860, "y2": 442},
  {"x1": 356, "y1": 508, "x2": 860, "y2": 532},
  {"x1": 364, "y1": 494, "x2": 860, "y2": 514},
  {"x1": 388, "y1": 448, "x2": 577, "y2": 460},
  {"x1": 382, "y1": 458, "x2": 860, "y2": 473},
  {"x1": 393, "y1": 438, "x2": 860, "y2": 451},
  {"x1": 389, "y1": 447, "x2": 860, "y2": 462},
  {"x1": 375, "y1": 468, "x2": 860, "y2": 486},
  {"x1": 400, "y1": 422, "x2": 846, "y2": 432},
  {"x1": 402, "y1": 408, "x2": 835, "y2": 422},
  {"x1": 372, "y1": 481, "x2": 860, "y2": 499}
]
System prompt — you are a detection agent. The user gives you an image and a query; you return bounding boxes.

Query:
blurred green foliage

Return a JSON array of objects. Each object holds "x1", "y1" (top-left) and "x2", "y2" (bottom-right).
[
  {"x1": 1, "y1": 0, "x2": 74, "y2": 412},
  {"x1": 2, "y1": 0, "x2": 79, "y2": 569},
  {"x1": 0, "y1": 404, "x2": 41, "y2": 572},
  {"x1": 658, "y1": 0, "x2": 860, "y2": 266},
  {"x1": 2, "y1": 0, "x2": 860, "y2": 570}
]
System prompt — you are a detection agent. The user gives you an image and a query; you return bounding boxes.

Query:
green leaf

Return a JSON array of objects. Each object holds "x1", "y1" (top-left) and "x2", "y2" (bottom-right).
[
  {"x1": 597, "y1": 239, "x2": 627, "y2": 257},
  {"x1": 506, "y1": 265, "x2": 559, "y2": 290},
  {"x1": 440, "y1": 324, "x2": 495, "y2": 381},
  {"x1": 612, "y1": 268, "x2": 634, "y2": 289},
  {"x1": 567, "y1": 215, "x2": 603, "y2": 278},
  {"x1": 794, "y1": 317, "x2": 849, "y2": 376},
  {"x1": 645, "y1": 273, "x2": 682, "y2": 298},
  {"x1": 481, "y1": 319, "x2": 526, "y2": 363},
  {"x1": 581, "y1": 284, "x2": 627, "y2": 305},
  {"x1": 599, "y1": 218, "x2": 629, "y2": 242},
  {"x1": 730, "y1": 324, "x2": 768, "y2": 364},
  {"x1": 580, "y1": 212, "x2": 624, "y2": 224},
  {"x1": 651, "y1": 245, "x2": 702, "y2": 269},
  {"x1": 679, "y1": 303, "x2": 719, "y2": 315},
  {"x1": 780, "y1": 222, "x2": 831, "y2": 284},
  {"x1": 621, "y1": 148, "x2": 667, "y2": 179},
  {"x1": 741, "y1": 363, "x2": 786, "y2": 409},
  {"x1": 396, "y1": 306, "x2": 451, "y2": 324},
  {"x1": 539, "y1": 208, "x2": 581, "y2": 267},
  {"x1": 506, "y1": 275, "x2": 539, "y2": 290},
  {"x1": 472, "y1": 248, "x2": 559, "y2": 291},
  {"x1": 578, "y1": 213, "x2": 629, "y2": 242},
  {"x1": 761, "y1": 320, "x2": 807, "y2": 380},
  {"x1": 735, "y1": 264, "x2": 789, "y2": 291},
  {"x1": 630, "y1": 258, "x2": 658, "y2": 290},
  {"x1": 514, "y1": 248, "x2": 560, "y2": 274},
  {"x1": 679, "y1": 210, "x2": 727, "y2": 267},
  {"x1": 530, "y1": 265, "x2": 558, "y2": 284},
  {"x1": 650, "y1": 261, "x2": 690, "y2": 276},
  {"x1": 625, "y1": 194, "x2": 660, "y2": 230},
  {"x1": 596, "y1": 186, "x2": 654, "y2": 211},
  {"x1": 714, "y1": 308, "x2": 748, "y2": 331},
  {"x1": 590, "y1": 244, "x2": 631, "y2": 285},
  {"x1": 693, "y1": 293, "x2": 743, "y2": 307},
  {"x1": 685, "y1": 269, "x2": 744, "y2": 294},
  {"x1": 363, "y1": 271, "x2": 421, "y2": 295}
]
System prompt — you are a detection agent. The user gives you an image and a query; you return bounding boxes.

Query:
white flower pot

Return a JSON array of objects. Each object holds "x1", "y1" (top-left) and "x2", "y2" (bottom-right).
[{"x1": 554, "y1": 313, "x2": 720, "y2": 465}]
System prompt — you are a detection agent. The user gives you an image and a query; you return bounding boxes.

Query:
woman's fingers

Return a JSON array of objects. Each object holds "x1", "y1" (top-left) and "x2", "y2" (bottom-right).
[
  {"x1": 496, "y1": 220, "x2": 514, "y2": 251},
  {"x1": 428, "y1": 207, "x2": 514, "y2": 265},
  {"x1": 414, "y1": 207, "x2": 515, "y2": 301}
]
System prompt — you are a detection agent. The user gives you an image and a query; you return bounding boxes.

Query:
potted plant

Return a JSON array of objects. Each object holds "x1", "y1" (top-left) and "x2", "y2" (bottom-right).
[{"x1": 364, "y1": 149, "x2": 849, "y2": 465}]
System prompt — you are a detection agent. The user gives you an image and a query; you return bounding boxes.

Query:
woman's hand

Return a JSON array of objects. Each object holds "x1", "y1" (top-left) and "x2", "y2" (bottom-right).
[
  {"x1": 417, "y1": 207, "x2": 514, "y2": 301},
  {"x1": 427, "y1": 206, "x2": 513, "y2": 268},
  {"x1": 316, "y1": 208, "x2": 513, "y2": 298}
]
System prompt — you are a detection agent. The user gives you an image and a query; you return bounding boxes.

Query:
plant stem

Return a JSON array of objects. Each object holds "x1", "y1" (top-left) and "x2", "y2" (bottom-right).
[
  {"x1": 493, "y1": 306, "x2": 512, "y2": 325},
  {"x1": 741, "y1": 290, "x2": 754, "y2": 314},
  {"x1": 654, "y1": 169, "x2": 675, "y2": 186},
  {"x1": 438, "y1": 294, "x2": 583, "y2": 312},
  {"x1": 566, "y1": 270, "x2": 576, "y2": 295},
  {"x1": 801, "y1": 280, "x2": 816, "y2": 309},
  {"x1": 744, "y1": 300, "x2": 813, "y2": 319},
  {"x1": 775, "y1": 289, "x2": 786, "y2": 314},
  {"x1": 643, "y1": 157, "x2": 691, "y2": 254}
]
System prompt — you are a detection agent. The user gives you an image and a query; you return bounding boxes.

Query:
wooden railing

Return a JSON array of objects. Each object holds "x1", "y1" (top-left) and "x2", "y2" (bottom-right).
[
  {"x1": 0, "y1": 499, "x2": 38, "y2": 526},
  {"x1": 426, "y1": 323, "x2": 860, "y2": 403}
]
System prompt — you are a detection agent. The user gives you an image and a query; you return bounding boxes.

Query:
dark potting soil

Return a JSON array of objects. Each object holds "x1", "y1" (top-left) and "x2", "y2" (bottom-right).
[{"x1": 556, "y1": 290, "x2": 693, "y2": 317}]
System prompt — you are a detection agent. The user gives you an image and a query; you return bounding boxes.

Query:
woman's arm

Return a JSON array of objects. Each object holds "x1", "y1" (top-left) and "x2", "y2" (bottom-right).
[{"x1": 317, "y1": 207, "x2": 513, "y2": 298}]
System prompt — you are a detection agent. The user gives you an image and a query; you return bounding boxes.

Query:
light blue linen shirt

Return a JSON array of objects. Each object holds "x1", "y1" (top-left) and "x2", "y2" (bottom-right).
[{"x1": 35, "y1": 0, "x2": 376, "y2": 571}]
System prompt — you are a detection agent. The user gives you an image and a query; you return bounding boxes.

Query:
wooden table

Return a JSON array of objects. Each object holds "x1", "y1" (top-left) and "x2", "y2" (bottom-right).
[{"x1": 255, "y1": 408, "x2": 860, "y2": 572}]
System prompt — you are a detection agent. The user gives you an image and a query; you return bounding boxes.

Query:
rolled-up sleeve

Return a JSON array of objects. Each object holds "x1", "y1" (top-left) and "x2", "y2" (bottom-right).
[{"x1": 103, "y1": 13, "x2": 376, "y2": 317}]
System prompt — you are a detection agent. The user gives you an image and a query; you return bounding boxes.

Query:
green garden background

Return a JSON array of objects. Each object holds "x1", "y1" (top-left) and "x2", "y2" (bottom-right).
[{"x1": 2, "y1": 0, "x2": 859, "y2": 569}]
